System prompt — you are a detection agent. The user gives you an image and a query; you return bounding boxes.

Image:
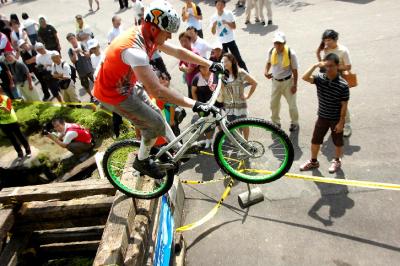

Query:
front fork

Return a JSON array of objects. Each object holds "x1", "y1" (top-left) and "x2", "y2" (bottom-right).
[{"x1": 219, "y1": 118, "x2": 253, "y2": 157}]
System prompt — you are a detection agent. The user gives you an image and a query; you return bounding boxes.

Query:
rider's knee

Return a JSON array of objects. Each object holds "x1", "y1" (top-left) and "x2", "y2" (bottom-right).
[{"x1": 147, "y1": 116, "x2": 165, "y2": 139}]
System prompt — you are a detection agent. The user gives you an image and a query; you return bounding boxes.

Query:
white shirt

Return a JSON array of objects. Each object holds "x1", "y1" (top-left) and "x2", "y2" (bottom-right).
[
  {"x1": 62, "y1": 123, "x2": 78, "y2": 145},
  {"x1": 210, "y1": 10, "x2": 235, "y2": 44},
  {"x1": 267, "y1": 48, "x2": 299, "y2": 80},
  {"x1": 324, "y1": 44, "x2": 352, "y2": 67},
  {"x1": 121, "y1": 48, "x2": 150, "y2": 68},
  {"x1": 0, "y1": 33, "x2": 9, "y2": 50},
  {"x1": 22, "y1": 18, "x2": 37, "y2": 35},
  {"x1": 51, "y1": 61, "x2": 71, "y2": 79},
  {"x1": 11, "y1": 29, "x2": 26, "y2": 43},
  {"x1": 107, "y1": 26, "x2": 123, "y2": 44},
  {"x1": 90, "y1": 52, "x2": 103, "y2": 70},
  {"x1": 186, "y1": 5, "x2": 202, "y2": 30},
  {"x1": 132, "y1": 0, "x2": 144, "y2": 20},
  {"x1": 192, "y1": 37, "x2": 212, "y2": 58},
  {"x1": 36, "y1": 51, "x2": 54, "y2": 71}
]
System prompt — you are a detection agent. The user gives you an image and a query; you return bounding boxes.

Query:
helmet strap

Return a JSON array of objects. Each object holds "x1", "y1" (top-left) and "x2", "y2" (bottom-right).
[{"x1": 141, "y1": 22, "x2": 160, "y2": 58}]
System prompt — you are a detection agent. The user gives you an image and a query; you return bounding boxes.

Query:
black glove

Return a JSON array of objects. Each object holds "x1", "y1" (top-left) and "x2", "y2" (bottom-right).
[
  {"x1": 209, "y1": 62, "x2": 224, "y2": 75},
  {"x1": 192, "y1": 101, "x2": 211, "y2": 117}
]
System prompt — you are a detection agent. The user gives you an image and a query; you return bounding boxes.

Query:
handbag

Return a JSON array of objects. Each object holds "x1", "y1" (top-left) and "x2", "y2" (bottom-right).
[
  {"x1": 174, "y1": 106, "x2": 187, "y2": 125},
  {"x1": 59, "y1": 79, "x2": 71, "y2": 90},
  {"x1": 342, "y1": 71, "x2": 358, "y2": 88}
]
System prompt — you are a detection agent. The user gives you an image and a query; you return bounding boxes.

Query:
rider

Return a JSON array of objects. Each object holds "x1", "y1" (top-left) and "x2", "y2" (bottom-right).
[{"x1": 93, "y1": 0, "x2": 223, "y2": 179}]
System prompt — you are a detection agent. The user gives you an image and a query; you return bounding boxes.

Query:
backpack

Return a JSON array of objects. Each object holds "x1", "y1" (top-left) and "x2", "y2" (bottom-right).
[{"x1": 62, "y1": 62, "x2": 77, "y2": 82}]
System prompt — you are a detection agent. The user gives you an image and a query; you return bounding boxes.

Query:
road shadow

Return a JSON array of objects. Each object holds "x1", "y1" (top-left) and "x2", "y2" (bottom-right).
[
  {"x1": 274, "y1": 0, "x2": 313, "y2": 12},
  {"x1": 242, "y1": 24, "x2": 278, "y2": 36},
  {"x1": 335, "y1": 0, "x2": 375, "y2": 4},
  {"x1": 178, "y1": 154, "x2": 221, "y2": 182},
  {"x1": 320, "y1": 137, "x2": 361, "y2": 162},
  {"x1": 307, "y1": 168, "x2": 355, "y2": 226},
  {"x1": 185, "y1": 197, "x2": 400, "y2": 253},
  {"x1": 289, "y1": 127, "x2": 303, "y2": 161},
  {"x1": 83, "y1": 10, "x2": 99, "y2": 19},
  {"x1": 232, "y1": 6, "x2": 246, "y2": 17}
]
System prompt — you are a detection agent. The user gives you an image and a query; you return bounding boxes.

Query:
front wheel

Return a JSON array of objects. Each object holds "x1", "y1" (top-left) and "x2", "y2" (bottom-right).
[
  {"x1": 103, "y1": 140, "x2": 174, "y2": 199},
  {"x1": 214, "y1": 118, "x2": 294, "y2": 184}
]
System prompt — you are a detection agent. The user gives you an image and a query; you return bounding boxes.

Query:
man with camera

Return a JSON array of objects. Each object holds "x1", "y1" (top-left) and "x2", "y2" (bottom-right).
[
  {"x1": 51, "y1": 51, "x2": 80, "y2": 103},
  {"x1": 45, "y1": 118, "x2": 93, "y2": 161}
]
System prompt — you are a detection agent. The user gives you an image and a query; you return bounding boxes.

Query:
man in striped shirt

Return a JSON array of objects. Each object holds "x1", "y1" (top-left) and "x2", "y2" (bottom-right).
[{"x1": 300, "y1": 53, "x2": 349, "y2": 173}]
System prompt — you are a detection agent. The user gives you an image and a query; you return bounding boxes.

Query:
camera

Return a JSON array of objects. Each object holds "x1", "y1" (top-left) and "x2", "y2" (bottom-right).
[{"x1": 41, "y1": 122, "x2": 53, "y2": 136}]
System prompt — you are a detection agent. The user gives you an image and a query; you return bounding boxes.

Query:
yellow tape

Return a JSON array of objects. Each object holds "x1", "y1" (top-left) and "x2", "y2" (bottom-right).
[
  {"x1": 244, "y1": 169, "x2": 400, "y2": 191},
  {"x1": 180, "y1": 176, "x2": 229, "y2": 185},
  {"x1": 285, "y1": 172, "x2": 400, "y2": 191},
  {"x1": 176, "y1": 178, "x2": 234, "y2": 232}
]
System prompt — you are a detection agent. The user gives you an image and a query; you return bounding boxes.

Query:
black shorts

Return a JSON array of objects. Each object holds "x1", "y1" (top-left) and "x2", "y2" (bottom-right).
[
  {"x1": 79, "y1": 72, "x2": 94, "y2": 90},
  {"x1": 311, "y1": 117, "x2": 344, "y2": 147}
]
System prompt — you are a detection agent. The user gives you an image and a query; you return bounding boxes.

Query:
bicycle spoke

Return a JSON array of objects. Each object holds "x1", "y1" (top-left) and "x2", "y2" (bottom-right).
[{"x1": 216, "y1": 120, "x2": 293, "y2": 184}]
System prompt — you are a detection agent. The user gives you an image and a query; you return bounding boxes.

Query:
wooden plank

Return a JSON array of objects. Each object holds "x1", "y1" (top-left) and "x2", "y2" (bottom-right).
[
  {"x1": 0, "y1": 208, "x2": 14, "y2": 240},
  {"x1": 52, "y1": 156, "x2": 97, "y2": 183},
  {"x1": 16, "y1": 216, "x2": 108, "y2": 232},
  {"x1": 0, "y1": 179, "x2": 115, "y2": 204},
  {"x1": 124, "y1": 215, "x2": 151, "y2": 266},
  {"x1": 0, "y1": 233, "x2": 31, "y2": 266},
  {"x1": 32, "y1": 226, "x2": 104, "y2": 245},
  {"x1": 93, "y1": 154, "x2": 137, "y2": 266},
  {"x1": 18, "y1": 196, "x2": 113, "y2": 221},
  {"x1": 38, "y1": 240, "x2": 99, "y2": 259}
]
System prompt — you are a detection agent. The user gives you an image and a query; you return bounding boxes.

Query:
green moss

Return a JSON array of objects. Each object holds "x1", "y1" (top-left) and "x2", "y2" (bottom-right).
[
  {"x1": 43, "y1": 257, "x2": 93, "y2": 266},
  {"x1": 15, "y1": 103, "x2": 41, "y2": 133},
  {"x1": 14, "y1": 102, "x2": 115, "y2": 138}
]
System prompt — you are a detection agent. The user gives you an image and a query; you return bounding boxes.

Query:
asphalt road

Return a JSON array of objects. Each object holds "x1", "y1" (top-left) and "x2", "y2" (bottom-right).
[{"x1": 1, "y1": 0, "x2": 400, "y2": 265}]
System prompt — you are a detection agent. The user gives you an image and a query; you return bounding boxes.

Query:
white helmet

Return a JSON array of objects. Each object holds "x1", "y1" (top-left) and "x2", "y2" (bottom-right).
[{"x1": 144, "y1": 0, "x2": 181, "y2": 33}]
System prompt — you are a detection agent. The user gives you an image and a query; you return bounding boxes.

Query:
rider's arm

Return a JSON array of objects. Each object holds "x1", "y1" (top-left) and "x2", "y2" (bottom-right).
[
  {"x1": 134, "y1": 65, "x2": 196, "y2": 108},
  {"x1": 191, "y1": 85, "x2": 198, "y2": 100},
  {"x1": 159, "y1": 42, "x2": 212, "y2": 68}
]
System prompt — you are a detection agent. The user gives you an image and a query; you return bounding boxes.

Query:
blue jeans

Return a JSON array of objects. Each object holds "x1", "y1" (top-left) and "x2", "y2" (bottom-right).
[{"x1": 28, "y1": 34, "x2": 38, "y2": 45}]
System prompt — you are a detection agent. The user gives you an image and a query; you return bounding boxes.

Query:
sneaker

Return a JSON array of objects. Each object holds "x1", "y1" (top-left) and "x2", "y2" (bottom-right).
[
  {"x1": 261, "y1": 21, "x2": 266, "y2": 25},
  {"x1": 25, "y1": 151, "x2": 32, "y2": 158},
  {"x1": 133, "y1": 156, "x2": 165, "y2": 179},
  {"x1": 255, "y1": 18, "x2": 260, "y2": 23},
  {"x1": 289, "y1": 124, "x2": 298, "y2": 132},
  {"x1": 16, "y1": 153, "x2": 24, "y2": 162},
  {"x1": 268, "y1": 20, "x2": 273, "y2": 25},
  {"x1": 245, "y1": 20, "x2": 250, "y2": 24},
  {"x1": 328, "y1": 159, "x2": 341, "y2": 173},
  {"x1": 42, "y1": 96, "x2": 50, "y2": 101},
  {"x1": 300, "y1": 160, "x2": 320, "y2": 171},
  {"x1": 343, "y1": 124, "x2": 352, "y2": 137}
]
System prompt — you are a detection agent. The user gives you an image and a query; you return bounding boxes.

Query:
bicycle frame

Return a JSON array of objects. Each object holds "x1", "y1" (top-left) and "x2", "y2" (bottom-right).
[{"x1": 154, "y1": 76, "x2": 252, "y2": 163}]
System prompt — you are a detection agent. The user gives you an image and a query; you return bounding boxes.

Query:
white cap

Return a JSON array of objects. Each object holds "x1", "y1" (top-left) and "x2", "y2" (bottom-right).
[
  {"x1": 17, "y1": 39, "x2": 26, "y2": 48},
  {"x1": 50, "y1": 51, "x2": 60, "y2": 58},
  {"x1": 273, "y1": 31, "x2": 286, "y2": 43},
  {"x1": 211, "y1": 40, "x2": 223, "y2": 50},
  {"x1": 35, "y1": 42, "x2": 45, "y2": 50},
  {"x1": 87, "y1": 38, "x2": 99, "y2": 50}
]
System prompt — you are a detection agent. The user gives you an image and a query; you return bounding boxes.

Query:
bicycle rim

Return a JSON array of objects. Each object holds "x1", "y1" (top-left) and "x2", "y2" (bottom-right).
[
  {"x1": 103, "y1": 140, "x2": 172, "y2": 199},
  {"x1": 215, "y1": 119, "x2": 294, "y2": 184}
]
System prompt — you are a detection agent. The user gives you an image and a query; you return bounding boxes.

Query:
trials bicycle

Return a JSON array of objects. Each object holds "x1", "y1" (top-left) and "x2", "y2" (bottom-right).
[{"x1": 102, "y1": 75, "x2": 294, "y2": 199}]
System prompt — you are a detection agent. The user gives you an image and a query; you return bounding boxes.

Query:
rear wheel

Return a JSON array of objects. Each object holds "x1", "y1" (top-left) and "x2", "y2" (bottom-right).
[
  {"x1": 103, "y1": 140, "x2": 174, "y2": 199},
  {"x1": 213, "y1": 118, "x2": 294, "y2": 184}
]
